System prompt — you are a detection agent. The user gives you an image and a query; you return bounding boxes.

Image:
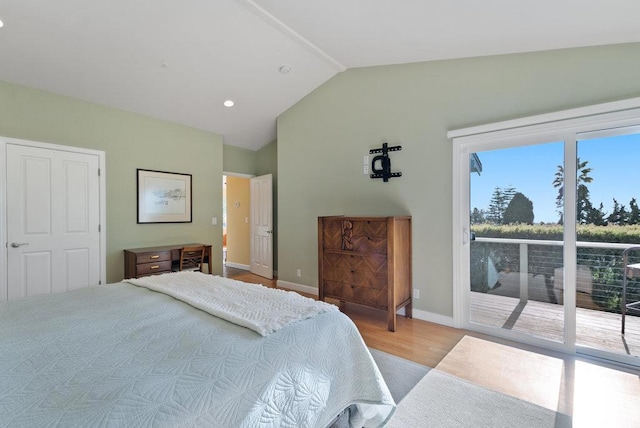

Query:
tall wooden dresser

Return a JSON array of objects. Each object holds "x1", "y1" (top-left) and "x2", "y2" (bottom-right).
[{"x1": 318, "y1": 216, "x2": 412, "y2": 331}]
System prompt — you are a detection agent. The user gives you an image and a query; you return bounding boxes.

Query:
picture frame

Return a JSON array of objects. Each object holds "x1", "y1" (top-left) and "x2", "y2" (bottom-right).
[{"x1": 137, "y1": 169, "x2": 192, "y2": 223}]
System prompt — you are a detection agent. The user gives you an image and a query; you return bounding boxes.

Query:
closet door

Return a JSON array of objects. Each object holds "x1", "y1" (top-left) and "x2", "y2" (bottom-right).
[{"x1": 6, "y1": 144, "x2": 101, "y2": 299}]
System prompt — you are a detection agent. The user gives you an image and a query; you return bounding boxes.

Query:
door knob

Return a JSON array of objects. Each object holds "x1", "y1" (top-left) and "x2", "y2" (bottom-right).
[{"x1": 10, "y1": 242, "x2": 29, "y2": 248}]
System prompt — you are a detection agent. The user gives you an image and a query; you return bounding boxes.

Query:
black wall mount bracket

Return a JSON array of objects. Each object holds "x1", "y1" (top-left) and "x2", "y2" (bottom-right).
[{"x1": 369, "y1": 142, "x2": 402, "y2": 182}]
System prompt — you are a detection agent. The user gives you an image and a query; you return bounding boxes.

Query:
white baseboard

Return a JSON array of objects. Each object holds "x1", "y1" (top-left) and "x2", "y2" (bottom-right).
[
  {"x1": 411, "y1": 308, "x2": 455, "y2": 327},
  {"x1": 224, "y1": 263, "x2": 277, "y2": 278},
  {"x1": 276, "y1": 280, "x2": 318, "y2": 295},
  {"x1": 224, "y1": 262, "x2": 250, "y2": 270},
  {"x1": 276, "y1": 280, "x2": 455, "y2": 328}
]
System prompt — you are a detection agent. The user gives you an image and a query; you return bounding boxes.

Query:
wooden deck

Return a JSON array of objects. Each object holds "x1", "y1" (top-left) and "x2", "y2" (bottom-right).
[{"x1": 470, "y1": 292, "x2": 640, "y2": 358}]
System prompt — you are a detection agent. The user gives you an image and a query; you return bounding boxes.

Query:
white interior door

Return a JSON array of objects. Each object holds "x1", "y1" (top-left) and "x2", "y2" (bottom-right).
[
  {"x1": 250, "y1": 174, "x2": 273, "y2": 279},
  {"x1": 6, "y1": 143, "x2": 101, "y2": 300}
]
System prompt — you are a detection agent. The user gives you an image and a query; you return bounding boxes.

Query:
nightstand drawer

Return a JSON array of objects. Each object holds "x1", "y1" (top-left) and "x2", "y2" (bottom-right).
[{"x1": 136, "y1": 260, "x2": 172, "y2": 276}]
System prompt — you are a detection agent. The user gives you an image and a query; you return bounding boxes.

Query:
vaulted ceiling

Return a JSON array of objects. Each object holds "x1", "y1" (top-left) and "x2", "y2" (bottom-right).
[{"x1": 1, "y1": 0, "x2": 639, "y2": 150}]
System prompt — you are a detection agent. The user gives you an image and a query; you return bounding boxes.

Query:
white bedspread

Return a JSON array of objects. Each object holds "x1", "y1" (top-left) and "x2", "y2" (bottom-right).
[
  {"x1": 125, "y1": 272, "x2": 338, "y2": 336},
  {"x1": 0, "y1": 279, "x2": 395, "y2": 427}
]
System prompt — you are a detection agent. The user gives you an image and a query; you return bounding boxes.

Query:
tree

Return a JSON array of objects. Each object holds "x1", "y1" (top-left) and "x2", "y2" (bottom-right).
[
  {"x1": 584, "y1": 202, "x2": 608, "y2": 226},
  {"x1": 486, "y1": 186, "x2": 516, "y2": 224},
  {"x1": 470, "y1": 208, "x2": 487, "y2": 224},
  {"x1": 503, "y1": 192, "x2": 534, "y2": 224},
  {"x1": 552, "y1": 158, "x2": 593, "y2": 223},
  {"x1": 607, "y1": 198, "x2": 629, "y2": 225},
  {"x1": 629, "y1": 198, "x2": 640, "y2": 225}
]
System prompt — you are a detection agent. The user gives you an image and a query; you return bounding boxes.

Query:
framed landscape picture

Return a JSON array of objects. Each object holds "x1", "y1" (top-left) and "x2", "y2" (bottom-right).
[{"x1": 137, "y1": 169, "x2": 192, "y2": 223}]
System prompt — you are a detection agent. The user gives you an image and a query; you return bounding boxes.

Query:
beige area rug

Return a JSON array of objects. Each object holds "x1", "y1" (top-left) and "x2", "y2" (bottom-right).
[
  {"x1": 369, "y1": 348, "x2": 572, "y2": 428},
  {"x1": 386, "y1": 368, "x2": 573, "y2": 427}
]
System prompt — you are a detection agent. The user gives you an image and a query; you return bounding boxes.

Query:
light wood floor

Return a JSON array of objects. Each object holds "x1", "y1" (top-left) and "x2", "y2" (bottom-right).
[
  {"x1": 223, "y1": 267, "x2": 640, "y2": 425},
  {"x1": 470, "y1": 291, "x2": 640, "y2": 358}
]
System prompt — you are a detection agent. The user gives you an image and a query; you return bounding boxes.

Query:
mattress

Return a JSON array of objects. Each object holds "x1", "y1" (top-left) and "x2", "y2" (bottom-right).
[{"x1": 0, "y1": 277, "x2": 395, "y2": 427}]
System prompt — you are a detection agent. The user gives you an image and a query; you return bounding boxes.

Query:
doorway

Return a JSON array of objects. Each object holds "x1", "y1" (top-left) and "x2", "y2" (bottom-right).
[
  {"x1": 223, "y1": 174, "x2": 251, "y2": 271},
  {"x1": 222, "y1": 172, "x2": 274, "y2": 279}
]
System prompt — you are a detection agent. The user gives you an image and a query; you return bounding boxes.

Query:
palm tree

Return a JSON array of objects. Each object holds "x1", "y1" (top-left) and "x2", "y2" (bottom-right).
[{"x1": 552, "y1": 158, "x2": 593, "y2": 223}]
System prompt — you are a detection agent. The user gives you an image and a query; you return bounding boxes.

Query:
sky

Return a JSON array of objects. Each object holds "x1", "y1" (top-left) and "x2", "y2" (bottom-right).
[{"x1": 470, "y1": 133, "x2": 640, "y2": 224}]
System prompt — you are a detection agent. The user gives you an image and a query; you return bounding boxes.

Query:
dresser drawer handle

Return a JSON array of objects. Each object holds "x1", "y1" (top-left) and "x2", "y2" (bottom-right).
[
  {"x1": 150, "y1": 255, "x2": 160, "y2": 259},
  {"x1": 150, "y1": 265, "x2": 160, "y2": 269}
]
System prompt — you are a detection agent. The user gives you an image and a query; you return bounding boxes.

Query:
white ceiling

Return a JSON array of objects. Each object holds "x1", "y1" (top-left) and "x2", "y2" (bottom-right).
[{"x1": 0, "y1": 0, "x2": 639, "y2": 151}]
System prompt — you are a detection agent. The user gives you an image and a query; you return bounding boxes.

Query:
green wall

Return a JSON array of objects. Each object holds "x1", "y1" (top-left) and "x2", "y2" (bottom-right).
[
  {"x1": 0, "y1": 81, "x2": 224, "y2": 283},
  {"x1": 277, "y1": 42, "x2": 640, "y2": 318},
  {"x1": 223, "y1": 145, "x2": 257, "y2": 175}
]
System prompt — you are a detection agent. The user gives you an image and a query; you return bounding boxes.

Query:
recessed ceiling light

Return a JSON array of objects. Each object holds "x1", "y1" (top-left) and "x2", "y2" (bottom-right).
[
  {"x1": 0, "y1": 18, "x2": 4, "y2": 28},
  {"x1": 279, "y1": 65, "x2": 292, "y2": 74},
  {"x1": 224, "y1": 100, "x2": 235, "y2": 108}
]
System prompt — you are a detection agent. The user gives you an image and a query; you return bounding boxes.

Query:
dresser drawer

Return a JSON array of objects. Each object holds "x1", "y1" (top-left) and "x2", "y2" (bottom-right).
[
  {"x1": 136, "y1": 250, "x2": 172, "y2": 264},
  {"x1": 321, "y1": 219, "x2": 388, "y2": 252},
  {"x1": 322, "y1": 267, "x2": 387, "y2": 290},
  {"x1": 346, "y1": 236, "x2": 387, "y2": 254},
  {"x1": 321, "y1": 220, "x2": 345, "y2": 250},
  {"x1": 136, "y1": 260, "x2": 172, "y2": 276},
  {"x1": 323, "y1": 280, "x2": 387, "y2": 310},
  {"x1": 323, "y1": 252, "x2": 387, "y2": 273},
  {"x1": 349, "y1": 220, "x2": 387, "y2": 238},
  {"x1": 342, "y1": 220, "x2": 387, "y2": 253}
]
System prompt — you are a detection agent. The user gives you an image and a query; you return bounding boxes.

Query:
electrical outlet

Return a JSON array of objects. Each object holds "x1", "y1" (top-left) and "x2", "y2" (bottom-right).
[
  {"x1": 212, "y1": 217, "x2": 217, "y2": 225},
  {"x1": 296, "y1": 269, "x2": 301, "y2": 277},
  {"x1": 363, "y1": 164, "x2": 369, "y2": 174},
  {"x1": 413, "y1": 288, "x2": 420, "y2": 299}
]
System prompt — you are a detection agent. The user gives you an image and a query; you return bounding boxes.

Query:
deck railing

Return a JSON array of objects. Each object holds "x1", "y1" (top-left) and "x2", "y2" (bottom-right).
[{"x1": 471, "y1": 237, "x2": 640, "y2": 313}]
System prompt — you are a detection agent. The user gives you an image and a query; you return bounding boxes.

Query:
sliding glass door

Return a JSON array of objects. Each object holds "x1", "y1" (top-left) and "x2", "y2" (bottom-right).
[
  {"x1": 452, "y1": 102, "x2": 640, "y2": 367},
  {"x1": 468, "y1": 141, "x2": 567, "y2": 345},
  {"x1": 574, "y1": 127, "x2": 640, "y2": 361}
]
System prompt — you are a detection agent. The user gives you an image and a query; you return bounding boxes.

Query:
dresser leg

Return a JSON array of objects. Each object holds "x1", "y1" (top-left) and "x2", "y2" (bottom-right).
[
  {"x1": 387, "y1": 312, "x2": 396, "y2": 332},
  {"x1": 405, "y1": 301, "x2": 413, "y2": 319}
]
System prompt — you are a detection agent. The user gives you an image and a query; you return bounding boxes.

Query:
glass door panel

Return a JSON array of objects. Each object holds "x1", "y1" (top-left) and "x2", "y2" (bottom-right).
[
  {"x1": 469, "y1": 141, "x2": 565, "y2": 343},
  {"x1": 576, "y1": 129, "x2": 640, "y2": 361}
]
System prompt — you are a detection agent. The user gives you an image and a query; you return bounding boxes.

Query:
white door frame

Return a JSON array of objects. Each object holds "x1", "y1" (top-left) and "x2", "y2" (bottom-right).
[{"x1": 0, "y1": 137, "x2": 106, "y2": 300}]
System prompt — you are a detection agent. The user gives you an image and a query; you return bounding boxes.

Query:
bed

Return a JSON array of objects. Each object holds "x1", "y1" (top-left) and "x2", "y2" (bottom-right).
[{"x1": 0, "y1": 272, "x2": 395, "y2": 427}]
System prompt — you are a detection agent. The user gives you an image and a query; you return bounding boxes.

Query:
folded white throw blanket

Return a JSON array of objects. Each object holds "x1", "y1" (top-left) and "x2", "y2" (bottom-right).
[{"x1": 125, "y1": 272, "x2": 338, "y2": 336}]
